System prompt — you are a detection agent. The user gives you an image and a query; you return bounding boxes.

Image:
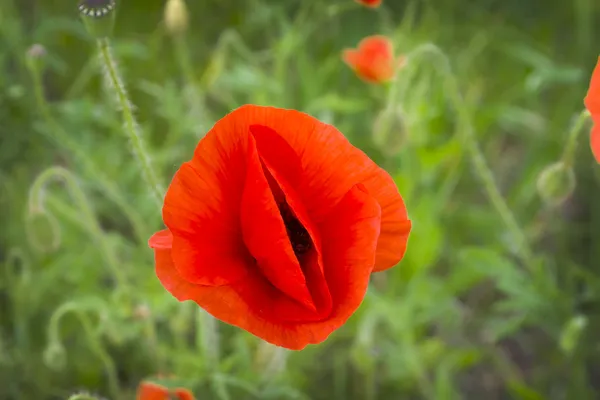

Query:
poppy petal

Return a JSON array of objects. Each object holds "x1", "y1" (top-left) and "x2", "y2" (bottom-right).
[
  {"x1": 355, "y1": 0, "x2": 382, "y2": 8},
  {"x1": 240, "y1": 133, "x2": 315, "y2": 310},
  {"x1": 215, "y1": 105, "x2": 410, "y2": 271},
  {"x1": 173, "y1": 388, "x2": 196, "y2": 400},
  {"x1": 251, "y1": 124, "x2": 333, "y2": 316},
  {"x1": 163, "y1": 119, "x2": 251, "y2": 286},
  {"x1": 342, "y1": 36, "x2": 396, "y2": 83},
  {"x1": 585, "y1": 57, "x2": 600, "y2": 117},
  {"x1": 156, "y1": 184, "x2": 381, "y2": 350},
  {"x1": 136, "y1": 381, "x2": 170, "y2": 400},
  {"x1": 150, "y1": 230, "x2": 196, "y2": 300}
]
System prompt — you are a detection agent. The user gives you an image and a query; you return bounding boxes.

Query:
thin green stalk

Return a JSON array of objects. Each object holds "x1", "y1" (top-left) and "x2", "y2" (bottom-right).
[
  {"x1": 561, "y1": 109, "x2": 591, "y2": 167},
  {"x1": 26, "y1": 58, "x2": 150, "y2": 245},
  {"x1": 196, "y1": 308, "x2": 220, "y2": 364},
  {"x1": 97, "y1": 37, "x2": 164, "y2": 207},
  {"x1": 407, "y1": 43, "x2": 534, "y2": 264}
]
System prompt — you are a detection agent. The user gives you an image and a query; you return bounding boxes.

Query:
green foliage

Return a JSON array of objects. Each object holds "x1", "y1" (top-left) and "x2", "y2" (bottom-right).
[{"x1": 1, "y1": 0, "x2": 600, "y2": 399}]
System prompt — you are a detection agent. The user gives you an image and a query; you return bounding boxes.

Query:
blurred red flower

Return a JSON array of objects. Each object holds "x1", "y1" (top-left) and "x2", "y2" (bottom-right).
[
  {"x1": 342, "y1": 35, "x2": 403, "y2": 84},
  {"x1": 584, "y1": 56, "x2": 600, "y2": 162},
  {"x1": 136, "y1": 381, "x2": 195, "y2": 400},
  {"x1": 355, "y1": 0, "x2": 382, "y2": 8},
  {"x1": 149, "y1": 105, "x2": 411, "y2": 350}
]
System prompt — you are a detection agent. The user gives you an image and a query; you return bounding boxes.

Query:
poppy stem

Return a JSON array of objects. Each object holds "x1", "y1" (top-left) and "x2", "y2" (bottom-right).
[
  {"x1": 408, "y1": 43, "x2": 534, "y2": 264},
  {"x1": 561, "y1": 109, "x2": 591, "y2": 167},
  {"x1": 97, "y1": 37, "x2": 165, "y2": 207}
]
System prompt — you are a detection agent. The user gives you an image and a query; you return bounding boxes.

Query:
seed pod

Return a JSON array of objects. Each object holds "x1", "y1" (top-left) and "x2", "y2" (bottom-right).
[{"x1": 78, "y1": 0, "x2": 116, "y2": 39}]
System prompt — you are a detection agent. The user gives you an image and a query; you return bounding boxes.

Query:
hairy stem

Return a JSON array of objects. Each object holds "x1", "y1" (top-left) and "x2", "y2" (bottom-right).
[{"x1": 97, "y1": 37, "x2": 164, "y2": 207}]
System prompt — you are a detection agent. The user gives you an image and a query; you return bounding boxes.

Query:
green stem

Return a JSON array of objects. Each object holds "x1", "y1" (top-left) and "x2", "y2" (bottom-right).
[
  {"x1": 97, "y1": 37, "x2": 164, "y2": 207},
  {"x1": 408, "y1": 43, "x2": 534, "y2": 264},
  {"x1": 561, "y1": 109, "x2": 591, "y2": 167}
]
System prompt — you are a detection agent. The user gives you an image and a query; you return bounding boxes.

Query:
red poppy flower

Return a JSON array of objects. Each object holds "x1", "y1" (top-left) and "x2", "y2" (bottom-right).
[
  {"x1": 584, "y1": 56, "x2": 600, "y2": 162},
  {"x1": 149, "y1": 105, "x2": 411, "y2": 350},
  {"x1": 355, "y1": 0, "x2": 382, "y2": 8},
  {"x1": 342, "y1": 35, "x2": 403, "y2": 84},
  {"x1": 136, "y1": 381, "x2": 195, "y2": 400}
]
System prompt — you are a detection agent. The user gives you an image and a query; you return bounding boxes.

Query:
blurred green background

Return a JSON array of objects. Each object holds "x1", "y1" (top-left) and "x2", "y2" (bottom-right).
[{"x1": 2, "y1": 0, "x2": 600, "y2": 399}]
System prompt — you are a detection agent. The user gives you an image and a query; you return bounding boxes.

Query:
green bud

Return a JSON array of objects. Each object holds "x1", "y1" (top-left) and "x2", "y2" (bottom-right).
[
  {"x1": 78, "y1": 0, "x2": 116, "y2": 39},
  {"x1": 25, "y1": 44, "x2": 47, "y2": 74},
  {"x1": 372, "y1": 106, "x2": 408, "y2": 157},
  {"x1": 536, "y1": 161, "x2": 576, "y2": 206},
  {"x1": 559, "y1": 315, "x2": 587, "y2": 356},
  {"x1": 164, "y1": 0, "x2": 189, "y2": 37},
  {"x1": 25, "y1": 210, "x2": 62, "y2": 254},
  {"x1": 43, "y1": 343, "x2": 67, "y2": 371}
]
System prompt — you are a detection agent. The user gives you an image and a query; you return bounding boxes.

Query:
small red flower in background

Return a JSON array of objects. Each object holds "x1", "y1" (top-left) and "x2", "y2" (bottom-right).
[
  {"x1": 149, "y1": 105, "x2": 411, "y2": 350},
  {"x1": 136, "y1": 381, "x2": 195, "y2": 400},
  {"x1": 584, "y1": 56, "x2": 600, "y2": 162},
  {"x1": 342, "y1": 35, "x2": 403, "y2": 84},
  {"x1": 355, "y1": 0, "x2": 382, "y2": 8}
]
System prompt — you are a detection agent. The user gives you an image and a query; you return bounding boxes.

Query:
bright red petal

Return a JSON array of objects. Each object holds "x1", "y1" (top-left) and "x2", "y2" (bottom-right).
[
  {"x1": 154, "y1": 184, "x2": 381, "y2": 350},
  {"x1": 585, "y1": 57, "x2": 600, "y2": 117},
  {"x1": 343, "y1": 36, "x2": 396, "y2": 83},
  {"x1": 355, "y1": 0, "x2": 382, "y2": 7},
  {"x1": 136, "y1": 381, "x2": 170, "y2": 400},
  {"x1": 173, "y1": 388, "x2": 196, "y2": 400},
  {"x1": 240, "y1": 132, "x2": 315, "y2": 310},
  {"x1": 162, "y1": 117, "x2": 252, "y2": 286},
  {"x1": 215, "y1": 106, "x2": 410, "y2": 271}
]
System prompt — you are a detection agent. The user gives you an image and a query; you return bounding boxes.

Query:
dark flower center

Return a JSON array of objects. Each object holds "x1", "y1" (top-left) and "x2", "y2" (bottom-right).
[
  {"x1": 78, "y1": 0, "x2": 115, "y2": 17},
  {"x1": 278, "y1": 202, "x2": 311, "y2": 258}
]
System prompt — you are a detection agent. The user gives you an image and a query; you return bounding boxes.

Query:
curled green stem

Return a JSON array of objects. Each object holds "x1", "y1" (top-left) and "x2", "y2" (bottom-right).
[
  {"x1": 406, "y1": 43, "x2": 534, "y2": 264},
  {"x1": 97, "y1": 37, "x2": 164, "y2": 207},
  {"x1": 562, "y1": 109, "x2": 591, "y2": 167}
]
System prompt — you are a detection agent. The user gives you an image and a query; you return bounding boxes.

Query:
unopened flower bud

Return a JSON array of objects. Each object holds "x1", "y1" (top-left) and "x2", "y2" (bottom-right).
[
  {"x1": 27, "y1": 44, "x2": 47, "y2": 59},
  {"x1": 43, "y1": 343, "x2": 67, "y2": 371},
  {"x1": 372, "y1": 106, "x2": 408, "y2": 157},
  {"x1": 536, "y1": 161, "x2": 576, "y2": 206},
  {"x1": 78, "y1": 0, "x2": 116, "y2": 39},
  {"x1": 164, "y1": 0, "x2": 189, "y2": 37},
  {"x1": 133, "y1": 304, "x2": 151, "y2": 320},
  {"x1": 25, "y1": 44, "x2": 47, "y2": 74}
]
